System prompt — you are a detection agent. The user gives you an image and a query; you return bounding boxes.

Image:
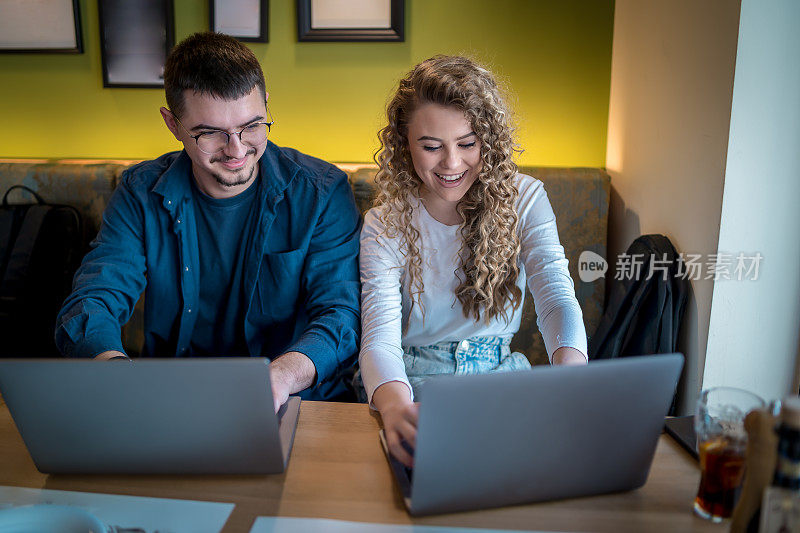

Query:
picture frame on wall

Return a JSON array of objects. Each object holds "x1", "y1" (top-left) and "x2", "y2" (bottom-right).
[
  {"x1": 297, "y1": 0, "x2": 404, "y2": 42},
  {"x1": 0, "y1": 0, "x2": 83, "y2": 53},
  {"x1": 210, "y1": 0, "x2": 269, "y2": 43},
  {"x1": 98, "y1": 0, "x2": 175, "y2": 88}
]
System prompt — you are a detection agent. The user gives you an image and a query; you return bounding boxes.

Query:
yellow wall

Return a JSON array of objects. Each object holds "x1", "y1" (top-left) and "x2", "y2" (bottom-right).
[{"x1": 0, "y1": 0, "x2": 614, "y2": 165}]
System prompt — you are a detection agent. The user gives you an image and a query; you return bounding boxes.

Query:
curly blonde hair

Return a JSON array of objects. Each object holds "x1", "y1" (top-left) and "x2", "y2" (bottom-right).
[{"x1": 374, "y1": 55, "x2": 522, "y2": 323}]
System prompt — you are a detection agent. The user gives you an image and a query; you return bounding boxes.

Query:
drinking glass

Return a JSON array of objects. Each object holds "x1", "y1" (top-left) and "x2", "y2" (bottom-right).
[{"x1": 693, "y1": 386, "x2": 765, "y2": 522}]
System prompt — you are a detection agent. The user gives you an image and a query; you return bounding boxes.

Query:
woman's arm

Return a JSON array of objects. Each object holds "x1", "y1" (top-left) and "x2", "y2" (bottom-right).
[
  {"x1": 553, "y1": 346, "x2": 587, "y2": 365},
  {"x1": 517, "y1": 176, "x2": 588, "y2": 363},
  {"x1": 359, "y1": 209, "x2": 420, "y2": 467},
  {"x1": 358, "y1": 209, "x2": 412, "y2": 404}
]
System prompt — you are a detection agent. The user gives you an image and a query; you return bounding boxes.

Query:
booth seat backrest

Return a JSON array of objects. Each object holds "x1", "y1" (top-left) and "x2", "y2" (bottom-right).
[
  {"x1": 0, "y1": 161, "x2": 129, "y2": 248},
  {"x1": 0, "y1": 160, "x2": 609, "y2": 365}
]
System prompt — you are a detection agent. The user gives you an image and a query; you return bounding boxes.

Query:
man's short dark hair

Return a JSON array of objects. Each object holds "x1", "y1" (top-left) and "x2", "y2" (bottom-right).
[{"x1": 164, "y1": 32, "x2": 266, "y2": 118}]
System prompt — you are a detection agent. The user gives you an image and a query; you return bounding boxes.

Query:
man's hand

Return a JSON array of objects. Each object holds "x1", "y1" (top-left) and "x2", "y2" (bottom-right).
[
  {"x1": 373, "y1": 381, "x2": 418, "y2": 468},
  {"x1": 552, "y1": 346, "x2": 588, "y2": 366},
  {"x1": 269, "y1": 351, "x2": 316, "y2": 413},
  {"x1": 94, "y1": 350, "x2": 128, "y2": 361}
]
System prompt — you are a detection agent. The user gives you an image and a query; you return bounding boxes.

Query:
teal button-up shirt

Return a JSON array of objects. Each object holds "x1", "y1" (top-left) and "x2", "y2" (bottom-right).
[{"x1": 56, "y1": 143, "x2": 361, "y2": 400}]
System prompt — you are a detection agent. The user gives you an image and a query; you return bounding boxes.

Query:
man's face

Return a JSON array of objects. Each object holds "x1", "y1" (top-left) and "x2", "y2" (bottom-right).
[{"x1": 161, "y1": 87, "x2": 269, "y2": 199}]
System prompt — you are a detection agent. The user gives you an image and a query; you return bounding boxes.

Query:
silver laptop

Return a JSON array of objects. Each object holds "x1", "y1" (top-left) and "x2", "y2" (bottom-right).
[
  {"x1": 0, "y1": 358, "x2": 300, "y2": 474},
  {"x1": 380, "y1": 353, "x2": 683, "y2": 515}
]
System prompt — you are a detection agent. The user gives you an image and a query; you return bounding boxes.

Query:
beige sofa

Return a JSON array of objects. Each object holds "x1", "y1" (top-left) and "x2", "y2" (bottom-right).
[{"x1": 0, "y1": 159, "x2": 609, "y2": 365}]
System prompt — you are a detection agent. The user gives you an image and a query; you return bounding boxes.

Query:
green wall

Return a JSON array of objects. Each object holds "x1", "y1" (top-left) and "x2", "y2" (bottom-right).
[{"x1": 0, "y1": 0, "x2": 614, "y2": 166}]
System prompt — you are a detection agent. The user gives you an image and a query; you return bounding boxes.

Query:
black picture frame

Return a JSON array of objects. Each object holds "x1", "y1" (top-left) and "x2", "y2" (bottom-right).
[
  {"x1": 0, "y1": 0, "x2": 83, "y2": 54},
  {"x1": 297, "y1": 0, "x2": 404, "y2": 42},
  {"x1": 98, "y1": 0, "x2": 175, "y2": 88},
  {"x1": 210, "y1": 0, "x2": 269, "y2": 43}
]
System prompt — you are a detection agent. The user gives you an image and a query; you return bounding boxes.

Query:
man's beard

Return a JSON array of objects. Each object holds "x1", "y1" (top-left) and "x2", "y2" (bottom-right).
[{"x1": 210, "y1": 149, "x2": 257, "y2": 188}]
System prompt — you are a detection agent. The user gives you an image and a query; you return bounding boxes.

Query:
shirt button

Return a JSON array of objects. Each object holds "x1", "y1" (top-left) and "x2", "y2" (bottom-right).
[
  {"x1": 176, "y1": 219, "x2": 181, "y2": 224},
  {"x1": 167, "y1": 200, "x2": 172, "y2": 205},
  {"x1": 187, "y1": 308, "x2": 192, "y2": 313},
  {"x1": 184, "y1": 266, "x2": 189, "y2": 271},
  {"x1": 459, "y1": 340, "x2": 469, "y2": 350}
]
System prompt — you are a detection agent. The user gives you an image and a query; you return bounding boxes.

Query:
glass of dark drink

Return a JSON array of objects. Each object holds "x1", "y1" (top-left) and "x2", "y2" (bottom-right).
[{"x1": 693, "y1": 387, "x2": 765, "y2": 522}]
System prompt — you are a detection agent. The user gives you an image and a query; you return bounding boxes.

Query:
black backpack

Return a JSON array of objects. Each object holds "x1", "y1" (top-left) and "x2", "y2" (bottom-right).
[
  {"x1": 0, "y1": 186, "x2": 83, "y2": 356},
  {"x1": 589, "y1": 234, "x2": 689, "y2": 360}
]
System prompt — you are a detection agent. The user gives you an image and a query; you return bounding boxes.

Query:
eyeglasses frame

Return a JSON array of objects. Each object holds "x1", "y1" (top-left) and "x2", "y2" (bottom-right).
[{"x1": 169, "y1": 102, "x2": 275, "y2": 155}]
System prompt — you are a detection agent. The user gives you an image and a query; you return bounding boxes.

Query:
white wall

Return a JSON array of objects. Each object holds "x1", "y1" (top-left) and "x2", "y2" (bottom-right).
[
  {"x1": 703, "y1": 0, "x2": 800, "y2": 403},
  {"x1": 605, "y1": 0, "x2": 741, "y2": 413}
]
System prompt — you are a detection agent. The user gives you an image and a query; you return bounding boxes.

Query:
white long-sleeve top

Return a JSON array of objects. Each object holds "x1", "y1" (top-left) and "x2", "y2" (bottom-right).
[{"x1": 359, "y1": 173, "x2": 588, "y2": 404}]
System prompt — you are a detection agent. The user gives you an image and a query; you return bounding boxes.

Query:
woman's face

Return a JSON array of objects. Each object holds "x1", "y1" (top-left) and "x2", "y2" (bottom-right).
[{"x1": 406, "y1": 102, "x2": 482, "y2": 220}]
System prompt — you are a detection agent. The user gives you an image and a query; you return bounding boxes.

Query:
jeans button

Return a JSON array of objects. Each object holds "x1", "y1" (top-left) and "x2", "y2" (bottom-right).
[{"x1": 459, "y1": 340, "x2": 469, "y2": 351}]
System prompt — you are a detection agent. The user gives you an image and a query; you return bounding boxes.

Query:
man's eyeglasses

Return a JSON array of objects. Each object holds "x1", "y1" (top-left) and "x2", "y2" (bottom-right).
[{"x1": 171, "y1": 104, "x2": 274, "y2": 155}]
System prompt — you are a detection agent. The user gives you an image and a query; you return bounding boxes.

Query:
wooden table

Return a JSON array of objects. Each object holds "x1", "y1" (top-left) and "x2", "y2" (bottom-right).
[{"x1": 0, "y1": 399, "x2": 721, "y2": 532}]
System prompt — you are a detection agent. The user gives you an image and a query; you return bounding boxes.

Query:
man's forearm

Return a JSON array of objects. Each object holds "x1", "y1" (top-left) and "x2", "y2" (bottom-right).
[
  {"x1": 95, "y1": 350, "x2": 128, "y2": 360},
  {"x1": 270, "y1": 351, "x2": 317, "y2": 393},
  {"x1": 268, "y1": 351, "x2": 317, "y2": 412}
]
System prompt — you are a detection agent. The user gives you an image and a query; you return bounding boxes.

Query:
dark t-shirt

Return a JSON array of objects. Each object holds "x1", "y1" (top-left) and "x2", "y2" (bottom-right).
[{"x1": 188, "y1": 176, "x2": 259, "y2": 356}]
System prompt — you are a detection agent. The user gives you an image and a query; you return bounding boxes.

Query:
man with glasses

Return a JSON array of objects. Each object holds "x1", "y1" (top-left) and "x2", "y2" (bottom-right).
[{"x1": 55, "y1": 32, "x2": 361, "y2": 410}]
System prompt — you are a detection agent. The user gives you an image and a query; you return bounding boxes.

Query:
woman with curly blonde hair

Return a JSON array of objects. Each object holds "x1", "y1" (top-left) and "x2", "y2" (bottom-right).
[{"x1": 359, "y1": 55, "x2": 587, "y2": 466}]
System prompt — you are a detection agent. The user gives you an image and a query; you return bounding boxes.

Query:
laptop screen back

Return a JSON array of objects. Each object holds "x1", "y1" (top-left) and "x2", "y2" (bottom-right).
[
  {"x1": 0, "y1": 358, "x2": 292, "y2": 474},
  {"x1": 409, "y1": 354, "x2": 683, "y2": 515}
]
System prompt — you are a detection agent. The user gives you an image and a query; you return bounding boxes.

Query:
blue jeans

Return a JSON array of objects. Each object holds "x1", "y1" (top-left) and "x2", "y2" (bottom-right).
[{"x1": 356, "y1": 336, "x2": 531, "y2": 402}]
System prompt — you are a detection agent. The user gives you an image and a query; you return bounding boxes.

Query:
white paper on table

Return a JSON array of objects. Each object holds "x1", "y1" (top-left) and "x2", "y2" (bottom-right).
[
  {"x1": 250, "y1": 516, "x2": 562, "y2": 533},
  {"x1": 0, "y1": 485, "x2": 234, "y2": 533}
]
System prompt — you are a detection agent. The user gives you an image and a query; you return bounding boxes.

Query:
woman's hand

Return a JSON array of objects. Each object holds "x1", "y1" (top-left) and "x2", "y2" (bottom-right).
[
  {"x1": 553, "y1": 346, "x2": 588, "y2": 366},
  {"x1": 372, "y1": 381, "x2": 418, "y2": 468}
]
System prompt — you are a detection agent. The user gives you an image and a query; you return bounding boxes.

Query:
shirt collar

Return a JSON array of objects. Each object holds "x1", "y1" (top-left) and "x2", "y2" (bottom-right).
[
  {"x1": 152, "y1": 150, "x2": 194, "y2": 211},
  {"x1": 258, "y1": 141, "x2": 300, "y2": 199},
  {"x1": 151, "y1": 142, "x2": 300, "y2": 213}
]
